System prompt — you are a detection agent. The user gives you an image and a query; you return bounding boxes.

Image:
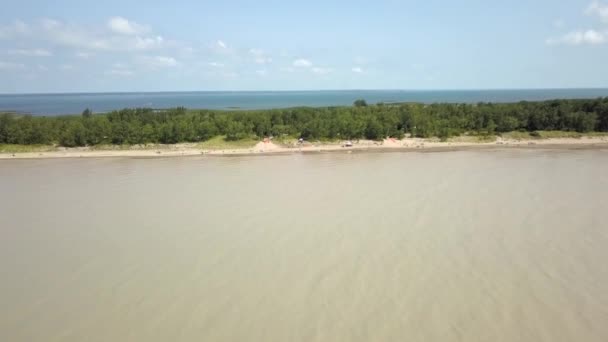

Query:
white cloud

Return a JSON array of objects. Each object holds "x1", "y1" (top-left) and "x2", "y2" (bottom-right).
[
  {"x1": 255, "y1": 69, "x2": 267, "y2": 76},
  {"x1": 546, "y1": 3, "x2": 608, "y2": 46},
  {"x1": 60, "y1": 64, "x2": 75, "y2": 70},
  {"x1": 581, "y1": 29, "x2": 606, "y2": 43},
  {"x1": 293, "y1": 58, "x2": 312, "y2": 67},
  {"x1": 36, "y1": 18, "x2": 166, "y2": 51},
  {"x1": 154, "y1": 56, "x2": 178, "y2": 67},
  {"x1": 39, "y1": 20, "x2": 112, "y2": 50},
  {"x1": 250, "y1": 48, "x2": 272, "y2": 64},
  {"x1": 108, "y1": 17, "x2": 149, "y2": 35},
  {"x1": 8, "y1": 48, "x2": 52, "y2": 57},
  {"x1": 141, "y1": 56, "x2": 178, "y2": 68},
  {"x1": 547, "y1": 29, "x2": 607, "y2": 45},
  {"x1": 208, "y1": 62, "x2": 224, "y2": 67},
  {"x1": 207, "y1": 40, "x2": 234, "y2": 55},
  {"x1": 37, "y1": 64, "x2": 48, "y2": 71},
  {"x1": 351, "y1": 67, "x2": 363, "y2": 73},
  {"x1": 134, "y1": 36, "x2": 164, "y2": 49},
  {"x1": 280, "y1": 66, "x2": 295, "y2": 73},
  {"x1": 586, "y1": 1, "x2": 608, "y2": 23},
  {"x1": 0, "y1": 61, "x2": 25, "y2": 70},
  {"x1": 312, "y1": 67, "x2": 333, "y2": 75}
]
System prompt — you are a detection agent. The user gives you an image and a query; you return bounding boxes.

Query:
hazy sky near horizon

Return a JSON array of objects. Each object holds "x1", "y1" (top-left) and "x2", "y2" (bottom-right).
[{"x1": 1, "y1": 0, "x2": 608, "y2": 93}]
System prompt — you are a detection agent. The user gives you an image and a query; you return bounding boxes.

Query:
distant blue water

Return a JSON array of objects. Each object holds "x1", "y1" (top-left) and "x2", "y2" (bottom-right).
[{"x1": 1, "y1": 89, "x2": 607, "y2": 116}]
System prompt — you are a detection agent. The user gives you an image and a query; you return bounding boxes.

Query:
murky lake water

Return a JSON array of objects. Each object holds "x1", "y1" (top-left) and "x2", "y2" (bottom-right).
[{"x1": 1, "y1": 150, "x2": 608, "y2": 341}]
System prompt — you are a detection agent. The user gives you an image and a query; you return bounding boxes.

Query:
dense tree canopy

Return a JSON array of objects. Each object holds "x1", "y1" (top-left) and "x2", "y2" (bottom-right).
[
  {"x1": 1, "y1": 98, "x2": 608, "y2": 147},
  {"x1": 353, "y1": 99, "x2": 368, "y2": 107}
]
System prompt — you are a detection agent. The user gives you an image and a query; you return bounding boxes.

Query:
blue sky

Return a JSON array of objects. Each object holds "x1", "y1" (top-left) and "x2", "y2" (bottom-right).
[{"x1": 1, "y1": 0, "x2": 608, "y2": 93}]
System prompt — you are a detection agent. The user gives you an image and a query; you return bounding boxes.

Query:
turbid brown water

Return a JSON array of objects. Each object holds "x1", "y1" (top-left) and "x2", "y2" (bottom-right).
[{"x1": 1, "y1": 149, "x2": 608, "y2": 342}]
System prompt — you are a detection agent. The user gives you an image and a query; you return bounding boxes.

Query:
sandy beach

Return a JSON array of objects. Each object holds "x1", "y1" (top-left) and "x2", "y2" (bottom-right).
[{"x1": 1, "y1": 136, "x2": 607, "y2": 160}]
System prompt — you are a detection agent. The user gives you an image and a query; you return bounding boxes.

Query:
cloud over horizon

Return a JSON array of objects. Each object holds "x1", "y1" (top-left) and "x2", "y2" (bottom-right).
[
  {"x1": 547, "y1": 29, "x2": 607, "y2": 45},
  {"x1": 107, "y1": 17, "x2": 149, "y2": 35},
  {"x1": 547, "y1": 1, "x2": 608, "y2": 46}
]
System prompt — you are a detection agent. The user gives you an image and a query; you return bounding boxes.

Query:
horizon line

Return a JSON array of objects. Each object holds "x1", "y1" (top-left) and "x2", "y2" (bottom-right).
[{"x1": 2, "y1": 87, "x2": 608, "y2": 96}]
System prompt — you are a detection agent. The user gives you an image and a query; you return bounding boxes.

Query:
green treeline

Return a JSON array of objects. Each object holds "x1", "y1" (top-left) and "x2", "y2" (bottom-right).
[{"x1": 1, "y1": 98, "x2": 608, "y2": 147}]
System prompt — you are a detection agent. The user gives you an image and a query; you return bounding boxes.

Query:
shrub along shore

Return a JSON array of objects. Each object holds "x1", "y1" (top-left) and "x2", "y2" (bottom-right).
[{"x1": 1, "y1": 98, "x2": 607, "y2": 148}]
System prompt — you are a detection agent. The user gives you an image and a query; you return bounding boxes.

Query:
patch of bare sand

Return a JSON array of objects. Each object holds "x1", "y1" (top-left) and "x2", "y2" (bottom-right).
[
  {"x1": 383, "y1": 138, "x2": 402, "y2": 147},
  {"x1": 254, "y1": 140, "x2": 280, "y2": 152}
]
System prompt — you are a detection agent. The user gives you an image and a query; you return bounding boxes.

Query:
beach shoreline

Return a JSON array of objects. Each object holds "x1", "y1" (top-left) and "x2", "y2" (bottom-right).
[{"x1": 1, "y1": 136, "x2": 607, "y2": 160}]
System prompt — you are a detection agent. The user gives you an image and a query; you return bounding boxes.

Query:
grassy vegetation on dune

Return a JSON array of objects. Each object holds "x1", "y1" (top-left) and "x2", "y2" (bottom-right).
[
  {"x1": 447, "y1": 135, "x2": 497, "y2": 143},
  {"x1": 87, "y1": 144, "x2": 176, "y2": 151},
  {"x1": 0, "y1": 144, "x2": 57, "y2": 153},
  {"x1": 537, "y1": 131, "x2": 584, "y2": 139},
  {"x1": 501, "y1": 131, "x2": 537, "y2": 140},
  {"x1": 502, "y1": 130, "x2": 608, "y2": 140},
  {"x1": 584, "y1": 131, "x2": 608, "y2": 137},
  {"x1": 271, "y1": 135, "x2": 298, "y2": 146},
  {"x1": 197, "y1": 136, "x2": 258, "y2": 150},
  {"x1": 88, "y1": 138, "x2": 262, "y2": 151},
  {"x1": 539, "y1": 131, "x2": 608, "y2": 138}
]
